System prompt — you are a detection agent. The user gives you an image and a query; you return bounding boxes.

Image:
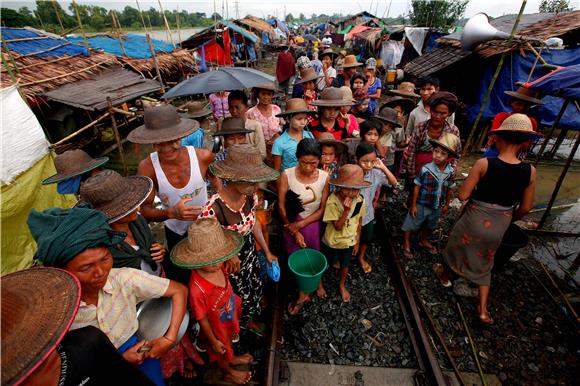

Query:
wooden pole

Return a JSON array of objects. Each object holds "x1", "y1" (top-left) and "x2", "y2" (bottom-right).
[
  {"x1": 135, "y1": 0, "x2": 149, "y2": 33},
  {"x1": 34, "y1": 11, "x2": 46, "y2": 31},
  {"x1": 51, "y1": 112, "x2": 110, "y2": 147},
  {"x1": 462, "y1": 0, "x2": 527, "y2": 155},
  {"x1": 538, "y1": 130, "x2": 580, "y2": 229},
  {"x1": 111, "y1": 11, "x2": 128, "y2": 57},
  {"x1": 1, "y1": 36, "x2": 20, "y2": 75},
  {"x1": 157, "y1": 0, "x2": 175, "y2": 48},
  {"x1": 107, "y1": 97, "x2": 128, "y2": 176},
  {"x1": 146, "y1": 33, "x2": 165, "y2": 93},
  {"x1": 548, "y1": 127, "x2": 570, "y2": 159},
  {"x1": 51, "y1": 0, "x2": 65, "y2": 34},
  {"x1": 534, "y1": 98, "x2": 570, "y2": 165},
  {"x1": 176, "y1": 5, "x2": 182, "y2": 43},
  {"x1": 71, "y1": 0, "x2": 91, "y2": 56}
]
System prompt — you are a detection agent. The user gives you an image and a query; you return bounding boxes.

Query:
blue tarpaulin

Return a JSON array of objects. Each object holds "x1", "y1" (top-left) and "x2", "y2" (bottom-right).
[
  {"x1": 261, "y1": 31, "x2": 270, "y2": 45},
  {"x1": 223, "y1": 21, "x2": 258, "y2": 44},
  {"x1": 0, "y1": 28, "x2": 88, "y2": 57},
  {"x1": 524, "y1": 64, "x2": 580, "y2": 100},
  {"x1": 466, "y1": 46, "x2": 580, "y2": 131},
  {"x1": 67, "y1": 33, "x2": 174, "y2": 59}
]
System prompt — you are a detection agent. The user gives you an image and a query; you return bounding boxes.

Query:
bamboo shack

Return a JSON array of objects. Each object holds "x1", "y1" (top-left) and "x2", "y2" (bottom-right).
[{"x1": 234, "y1": 15, "x2": 277, "y2": 46}]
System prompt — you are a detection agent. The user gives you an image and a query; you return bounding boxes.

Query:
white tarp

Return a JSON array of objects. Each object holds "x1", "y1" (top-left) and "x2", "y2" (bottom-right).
[
  {"x1": 1, "y1": 86, "x2": 49, "y2": 185},
  {"x1": 404, "y1": 27, "x2": 430, "y2": 55}
]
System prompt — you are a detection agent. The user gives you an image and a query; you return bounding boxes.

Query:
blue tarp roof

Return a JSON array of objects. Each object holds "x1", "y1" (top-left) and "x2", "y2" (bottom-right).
[
  {"x1": 67, "y1": 33, "x2": 174, "y2": 59},
  {"x1": 525, "y1": 64, "x2": 580, "y2": 100},
  {"x1": 0, "y1": 27, "x2": 89, "y2": 57},
  {"x1": 466, "y1": 46, "x2": 580, "y2": 131},
  {"x1": 223, "y1": 21, "x2": 258, "y2": 43}
]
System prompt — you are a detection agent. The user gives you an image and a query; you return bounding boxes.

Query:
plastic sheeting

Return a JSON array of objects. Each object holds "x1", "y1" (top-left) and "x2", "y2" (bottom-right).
[
  {"x1": 465, "y1": 47, "x2": 580, "y2": 131},
  {"x1": 404, "y1": 27, "x2": 429, "y2": 55},
  {"x1": 67, "y1": 33, "x2": 174, "y2": 59},
  {"x1": 524, "y1": 64, "x2": 580, "y2": 100},
  {"x1": 1, "y1": 27, "x2": 89, "y2": 57}
]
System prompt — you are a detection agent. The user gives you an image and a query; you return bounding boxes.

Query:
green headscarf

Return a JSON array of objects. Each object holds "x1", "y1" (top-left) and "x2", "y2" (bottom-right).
[{"x1": 27, "y1": 205, "x2": 126, "y2": 267}]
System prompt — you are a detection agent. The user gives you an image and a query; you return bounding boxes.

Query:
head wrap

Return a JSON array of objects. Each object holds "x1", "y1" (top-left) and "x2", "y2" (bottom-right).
[
  {"x1": 27, "y1": 204, "x2": 126, "y2": 267},
  {"x1": 56, "y1": 176, "x2": 82, "y2": 195},
  {"x1": 428, "y1": 91, "x2": 458, "y2": 115}
]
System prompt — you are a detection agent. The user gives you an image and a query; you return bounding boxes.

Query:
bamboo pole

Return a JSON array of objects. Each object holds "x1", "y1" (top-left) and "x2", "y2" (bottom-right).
[
  {"x1": 538, "y1": 130, "x2": 580, "y2": 229},
  {"x1": 18, "y1": 41, "x2": 73, "y2": 57},
  {"x1": 158, "y1": 0, "x2": 175, "y2": 48},
  {"x1": 107, "y1": 97, "x2": 128, "y2": 176},
  {"x1": 51, "y1": 112, "x2": 110, "y2": 147},
  {"x1": 3, "y1": 36, "x2": 54, "y2": 43},
  {"x1": 146, "y1": 13, "x2": 153, "y2": 31},
  {"x1": 146, "y1": 33, "x2": 165, "y2": 93},
  {"x1": 51, "y1": 0, "x2": 65, "y2": 34},
  {"x1": 1, "y1": 36, "x2": 20, "y2": 75},
  {"x1": 462, "y1": 0, "x2": 528, "y2": 156},
  {"x1": 18, "y1": 59, "x2": 113, "y2": 86},
  {"x1": 34, "y1": 11, "x2": 46, "y2": 31},
  {"x1": 135, "y1": 0, "x2": 149, "y2": 33},
  {"x1": 176, "y1": 5, "x2": 182, "y2": 43},
  {"x1": 111, "y1": 11, "x2": 128, "y2": 57},
  {"x1": 71, "y1": 0, "x2": 91, "y2": 56},
  {"x1": 534, "y1": 98, "x2": 570, "y2": 165},
  {"x1": 456, "y1": 303, "x2": 489, "y2": 386},
  {"x1": 0, "y1": 54, "x2": 80, "y2": 72}
]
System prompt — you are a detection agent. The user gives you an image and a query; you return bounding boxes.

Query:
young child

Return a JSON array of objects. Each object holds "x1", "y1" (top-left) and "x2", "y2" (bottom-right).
[
  {"x1": 401, "y1": 132, "x2": 460, "y2": 258},
  {"x1": 272, "y1": 98, "x2": 316, "y2": 171},
  {"x1": 356, "y1": 143, "x2": 397, "y2": 273},
  {"x1": 338, "y1": 86, "x2": 360, "y2": 137},
  {"x1": 171, "y1": 218, "x2": 252, "y2": 385},
  {"x1": 212, "y1": 117, "x2": 254, "y2": 161},
  {"x1": 375, "y1": 107, "x2": 405, "y2": 173},
  {"x1": 347, "y1": 119, "x2": 383, "y2": 164},
  {"x1": 350, "y1": 73, "x2": 371, "y2": 120},
  {"x1": 318, "y1": 132, "x2": 347, "y2": 180},
  {"x1": 321, "y1": 164, "x2": 370, "y2": 302},
  {"x1": 228, "y1": 90, "x2": 267, "y2": 159}
]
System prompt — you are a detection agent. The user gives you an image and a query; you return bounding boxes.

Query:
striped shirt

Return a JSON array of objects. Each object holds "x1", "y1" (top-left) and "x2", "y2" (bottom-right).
[{"x1": 70, "y1": 268, "x2": 169, "y2": 348}]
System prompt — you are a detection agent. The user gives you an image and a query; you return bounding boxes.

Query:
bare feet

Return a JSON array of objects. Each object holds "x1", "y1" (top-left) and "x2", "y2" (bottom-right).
[
  {"x1": 402, "y1": 248, "x2": 413, "y2": 259},
  {"x1": 359, "y1": 258, "x2": 372, "y2": 274},
  {"x1": 333, "y1": 261, "x2": 340, "y2": 269},
  {"x1": 224, "y1": 368, "x2": 252, "y2": 384},
  {"x1": 339, "y1": 286, "x2": 351, "y2": 303},
  {"x1": 287, "y1": 294, "x2": 311, "y2": 315},
  {"x1": 477, "y1": 304, "x2": 494, "y2": 325},
  {"x1": 316, "y1": 284, "x2": 327, "y2": 299},
  {"x1": 183, "y1": 360, "x2": 195, "y2": 378},
  {"x1": 231, "y1": 353, "x2": 254, "y2": 366},
  {"x1": 419, "y1": 240, "x2": 438, "y2": 254}
]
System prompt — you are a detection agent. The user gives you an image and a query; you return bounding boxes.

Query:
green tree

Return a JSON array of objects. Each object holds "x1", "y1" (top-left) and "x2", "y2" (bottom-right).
[
  {"x1": 1, "y1": 8, "x2": 33, "y2": 27},
  {"x1": 285, "y1": 13, "x2": 295, "y2": 24},
  {"x1": 298, "y1": 13, "x2": 305, "y2": 22},
  {"x1": 539, "y1": 0, "x2": 574, "y2": 12},
  {"x1": 211, "y1": 12, "x2": 223, "y2": 21},
  {"x1": 410, "y1": 0, "x2": 469, "y2": 31}
]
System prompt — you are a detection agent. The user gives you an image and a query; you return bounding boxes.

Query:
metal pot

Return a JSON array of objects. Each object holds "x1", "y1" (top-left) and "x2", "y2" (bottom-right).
[{"x1": 136, "y1": 297, "x2": 190, "y2": 342}]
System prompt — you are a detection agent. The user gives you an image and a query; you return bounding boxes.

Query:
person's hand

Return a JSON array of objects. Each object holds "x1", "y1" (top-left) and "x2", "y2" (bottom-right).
[
  {"x1": 146, "y1": 336, "x2": 175, "y2": 359},
  {"x1": 304, "y1": 89, "x2": 315, "y2": 100},
  {"x1": 122, "y1": 340, "x2": 148, "y2": 365},
  {"x1": 342, "y1": 197, "x2": 353, "y2": 209},
  {"x1": 322, "y1": 61, "x2": 329, "y2": 72},
  {"x1": 410, "y1": 206, "x2": 417, "y2": 218},
  {"x1": 170, "y1": 198, "x2": 202, "y2": 221},
  {"x1": 285, "y1": 221, "x2": 303, "y2": 235},
  {"x1": 294, "y1": 232, "x2": 307, "y2": 248},
  {"x1": 352, "y1": 243, "x2": 359, "y2": 256},
  {"x1": 211, "y1": 339, "x2": 227, "y2": 355},
  {"x1": 373, "y1": 158, "x2": 387, "y2": 171},
  {"x1": 150, "y1": 243, "x2": 165, "y2": 263},
  {"x1": 265, "y1": 251, "x2": 278, "y2": 265},
  {"x1": 442, "y1": 205, "x2": 449, "y2": 217},
  {"x1": 224, "y1": 255, "x2": 241, "y2": 274},
  {"x1": 322, "y1": 163, "x2": 332, "y2": 174}
]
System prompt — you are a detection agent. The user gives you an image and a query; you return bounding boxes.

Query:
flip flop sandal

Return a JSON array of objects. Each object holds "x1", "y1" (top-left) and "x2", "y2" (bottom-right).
[{"x1": 432, "y1": 263, "x2": 452, "y2": 287}]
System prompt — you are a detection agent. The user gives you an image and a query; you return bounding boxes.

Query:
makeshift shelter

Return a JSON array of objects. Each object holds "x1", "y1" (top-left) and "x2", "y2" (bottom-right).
[
  {"x1": 1, "y1": 86, "x2": 76, "y2": 274},
  {"x1": 235, "y1": 15, "x2": 276, "y2": 44},
  {"x1": 338, "y1": 11, "x2": 382, "y2": 31}
]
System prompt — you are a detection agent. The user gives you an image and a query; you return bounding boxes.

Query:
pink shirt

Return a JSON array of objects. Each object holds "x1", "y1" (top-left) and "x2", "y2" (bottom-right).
[
  {"x1": 245, "y1": 105, "x2": 282, "y2": 142},
  {"x1": 209, "y1": 93, "x2": 230, "y2": 120}
]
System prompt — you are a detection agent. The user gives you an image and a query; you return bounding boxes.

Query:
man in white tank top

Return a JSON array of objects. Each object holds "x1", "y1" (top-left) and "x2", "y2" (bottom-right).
[{"x1": 128, "y1": 105, "x2": 215, "y2": 284}]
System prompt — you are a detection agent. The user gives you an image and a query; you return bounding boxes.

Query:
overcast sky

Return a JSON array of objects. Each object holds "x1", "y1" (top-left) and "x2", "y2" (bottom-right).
[{"x1": 1, "y1": 0, "x2": 572, "y2": 20}]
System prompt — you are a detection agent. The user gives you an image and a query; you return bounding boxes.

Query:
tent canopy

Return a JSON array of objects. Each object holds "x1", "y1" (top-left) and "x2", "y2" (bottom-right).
[
  {"x1": 67, "y1": 33, "x2": 174, "y2": 59},
  {"x1": 346, "y1": 25, "x2": 371, "y2": 40},
  {"x1": 524, "y1": 64, "x2": 580, "y2": 100}
]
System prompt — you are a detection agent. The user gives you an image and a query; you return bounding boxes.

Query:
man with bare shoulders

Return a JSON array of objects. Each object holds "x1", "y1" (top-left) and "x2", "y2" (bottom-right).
[{"x1": 128, "y1": 104, "x2": 214, "y2": 284}]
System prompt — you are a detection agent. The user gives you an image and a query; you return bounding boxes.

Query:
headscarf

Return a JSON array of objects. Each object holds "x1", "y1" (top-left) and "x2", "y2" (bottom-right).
[
  {"x1": 428, "y1": 91, "x2": 458, "y2": 115},
  {"x1": 27, "y1": 204, "x2": 126, "y2": 267}
]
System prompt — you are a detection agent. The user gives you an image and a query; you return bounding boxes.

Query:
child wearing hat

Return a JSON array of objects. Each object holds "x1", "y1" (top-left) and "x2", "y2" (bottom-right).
[
  {"x1": 318, "y1": 132, "x2": 347, "y2": 185},
  {"x1": 171, "y1": 218, "x2": 253, "y2": 385},
  {"x1": 401, "y1": 132, "x2": 460, "y2": 259},
  {"x1": 374, "y1": 107, "x2": 406, "y2": 173},
  {"x1": 228, "y1": 90, "x2": 267, "y2": 160},
  {"x1": 272, "y1": 99, "x2": 317, "y2": 171},
  {"x1": 321, "y1": 164, "x2": 370, "y2": 302}
]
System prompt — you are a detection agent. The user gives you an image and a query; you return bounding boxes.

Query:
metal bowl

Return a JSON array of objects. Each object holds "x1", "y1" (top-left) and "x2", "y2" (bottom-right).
[{"x1": 136, "y1": 297, "x2": 189, "y2": 342}]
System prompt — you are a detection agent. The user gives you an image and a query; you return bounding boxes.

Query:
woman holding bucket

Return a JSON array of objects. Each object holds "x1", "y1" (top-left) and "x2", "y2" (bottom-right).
[
  {"x1": 199, "y1": 144, "x2": 280, "y2": 323},
  {"x1": 278, "y1": 138, "x2": 330, "y2": 315}
]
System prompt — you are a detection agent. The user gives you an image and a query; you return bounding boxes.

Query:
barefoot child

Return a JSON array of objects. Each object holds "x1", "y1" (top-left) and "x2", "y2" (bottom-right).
[
  {"x1": 356, "y1": 143, "x2": 397, "y2": 273},
  {"x1": 321, "y1": 164, "x2": 370, "y2": 302},
  {"x1": 318, "y1": 132, "x2": 347, "y2": 184},
  {"x1": 401, "y1": 133, "x2": 460, "y2": 258},
  {"x1": 347, "y1": 119, "x2": 382, "y2": 164},
  {"x1": 171, "y1": 218, "x2": 253, "y2": 385}
]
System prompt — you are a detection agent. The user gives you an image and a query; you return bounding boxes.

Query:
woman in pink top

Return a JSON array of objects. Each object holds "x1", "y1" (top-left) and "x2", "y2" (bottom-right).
[
  {"x1": 245, "y1": 83, "x2": 283, "y2": 145},
  {"x1": 209, "y1": 91, "x2": 231, "y2": 123}
]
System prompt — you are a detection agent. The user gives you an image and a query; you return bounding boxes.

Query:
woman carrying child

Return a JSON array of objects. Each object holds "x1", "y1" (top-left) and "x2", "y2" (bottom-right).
[
  {"x1": 438, "y1": 114, "x2": 538, "y2": 325},
  {"x1": 199, "y1": 145, "x2": 280, "y2": 322},
  {"x1": 350, "y1": 73, "x2": 371, "y2": 120},
  {"x1": 363, "y1": 58, "x2": 382, "y2": 115}
]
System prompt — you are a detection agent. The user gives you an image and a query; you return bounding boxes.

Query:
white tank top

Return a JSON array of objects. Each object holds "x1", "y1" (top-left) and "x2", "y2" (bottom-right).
[
  {"x1": 150, "y1": 146, "x2": 208, "y2": 235},
  {"x1": 286, "y1": 167, "x2": 328, "y2": 219}
]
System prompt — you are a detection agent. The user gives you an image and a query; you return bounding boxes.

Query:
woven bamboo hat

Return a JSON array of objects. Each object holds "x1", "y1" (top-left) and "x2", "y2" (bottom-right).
[
  {"x1": 276, "y1": 98, "x2": 317, "y2": 117},
  {"x1": 317, "y1": 132, "x2": 347, "y2": 154},
  {"x1": 320, "y1": 48, "x2": 338, "y2": 60},
  {"x1": 428, "y1": 132, "x2": 461, "y2": 159},
  {"x1": 253, "y1": 82, "x2": 279, "y2": 93},
  {"x1": 1, "y1": 268, "x2": 81, "y2": 385},
  {"x1": 212, "y1": 117, "x2": 254, "y2": 136},
  {"x1": 330, "y1": 164, "x2": 371, "y2": 189},
  {"x1": 380, "y1": 96, "x2": 416, "y2": 115},
  {"x1": 209, "y1": 144, "x2": 280, "y2": 183},
  {"x1": 128, "y1": 104, "x2": 200, "y2": 144},
  {"x1": 171, "y1": 218, "x2": 243, "y2": 268},
  {"x1": 179, "y1": 101, "x2": 212, "y2": 119},
  {"x1": 388, "y1": 81, "x2": 420, "y2": 99},
  {"x1": 311, "y1": 87, "x2": 353, "y2": 107},
  {"x1": 492, "y1": 113, "x2": 543, "y2": 138},
  {"x1": 505, "y1": 87, "x2": 542, "y2": 105},
  {"x1": 339, "y1": 86, "x2": 356, "y2": 103},
  {"x1": 42, "y1": 149, "x2": 109, "y2": 185},
  {"x1": 79, "y1": 170, "x2": 153, "y2": 223},
  {"x1": 374, "y1": 107, "x2": 402, "y2": 128},
  {"x1": 296, "y1": 67, "x2": 322, "y2": 84},
  {"x1": 342, "y1": 55, "x2": 363, "y2": 69}
]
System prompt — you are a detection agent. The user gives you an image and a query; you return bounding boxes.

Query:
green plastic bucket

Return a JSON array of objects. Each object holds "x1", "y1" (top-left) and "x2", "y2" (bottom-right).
[{"x1": 288, "y1": 249, "x2": 327, "y2": 293}]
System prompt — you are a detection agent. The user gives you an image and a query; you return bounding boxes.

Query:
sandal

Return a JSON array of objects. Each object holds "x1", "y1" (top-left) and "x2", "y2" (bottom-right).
[{"x1": 432, "y1": 263, "x2": 452, "y2": 287}]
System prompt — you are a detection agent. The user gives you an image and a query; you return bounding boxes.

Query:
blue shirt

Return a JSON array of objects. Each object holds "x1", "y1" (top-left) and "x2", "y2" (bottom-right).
[
  {"x1": 414, "y1": 162, "x2": 455, "y2": 209},
  {"x1": 181, "y1": 129, "x2": 204, "y2": 148},
  {"x1": 272, "y1": 130, "x2": 314, "y2": 171}
]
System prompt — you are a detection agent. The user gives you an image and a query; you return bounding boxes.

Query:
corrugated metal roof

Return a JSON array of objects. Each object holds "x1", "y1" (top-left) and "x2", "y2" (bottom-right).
[{"x1": 43, "y1": 66, "x2": 160, "y2": 111}]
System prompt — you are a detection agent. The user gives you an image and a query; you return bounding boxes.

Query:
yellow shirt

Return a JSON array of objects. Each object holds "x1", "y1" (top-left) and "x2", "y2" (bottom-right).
[
  {"x1": 70, "y1": 268, "x2": 170, "y2": 348},
  {"x1": 322, "y1": 192, "x2": 365, "y2": 249}
]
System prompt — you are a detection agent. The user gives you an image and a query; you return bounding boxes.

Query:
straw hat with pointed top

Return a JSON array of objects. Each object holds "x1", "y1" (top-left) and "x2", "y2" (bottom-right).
[
  {"x1": 42, "y1": 149, "x2": 109, "y2": 185},
  {"x1": 1, "y1": 268, "x2": 81, "y2": 386},
  {"x1": 79, "y1": 170, "x2": 154, "y2": 223},
  {"x1": 380, "y1": 96, "x2": 416, "y2": 115},
  {"x1": 276, "y1": 98, "x2": 317, "y2": 117},
  {"x1": 211, "y1": 117, "x2": 254, "y2": 137},
  {"x1": 374, "y1": 107, "x2": 402, "y2": 128},
  {"x1": 504, "y1": 87, "x2": 543, "y2": 105},
  {"x1": 342, "y1": 55, "x2": 363, "y2": 69},
  {"x1": 171, "y1": 218, "x2": 243, "y2": 268},
  {"x1": 210, "y1": 144, "x2": 280, "y2": 183},
  {"x1": 428, "y1": 132, "x2": 461, "y2": 159},
  {"x1": 317, "y1": 132, "x2": 347, "y2": 154},
  {"x1": 388, "y1": 81, "x2": 420, "y2": 99},
  {"x1": 179, "y1": 101, "x2": 212, "y2": 119},
  {"x1": 128, "y1": 104, "x2": 200, "y2": 144},
  {"x1": 330, "y1": 164, "x2": 371, "y2": 189},
  {"x1": 296, "y1": 67, "x2": 322, "y2": 84},
  {"x1": 311, "y1": 87, "x2": 353, "y2": 107}
]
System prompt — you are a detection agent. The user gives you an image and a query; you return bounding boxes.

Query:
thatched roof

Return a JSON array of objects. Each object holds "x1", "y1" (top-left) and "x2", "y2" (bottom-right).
[
  {"x1": 235, "y1": 15, "x2": 276, "y2": 38},
  {"x1": 404, "y1": 46, "x2": 471, "y2": 77},
  {"x1": 119, "y1": 49, "x2": 197, "y2": 78}
]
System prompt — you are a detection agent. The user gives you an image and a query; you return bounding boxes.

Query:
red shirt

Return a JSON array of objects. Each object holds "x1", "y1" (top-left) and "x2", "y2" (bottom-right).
[
  {"x1": 310, "y1": 119, "x2": 348, "y2": 140},
  {"x1": 276, "y1": 51, "x2": 296, "y2": 83}
]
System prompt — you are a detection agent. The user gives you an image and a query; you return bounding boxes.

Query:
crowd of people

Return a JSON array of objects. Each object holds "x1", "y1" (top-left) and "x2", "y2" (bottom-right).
[{"x1": 3, "y1": 43, "x2": 542, "y2": 386}]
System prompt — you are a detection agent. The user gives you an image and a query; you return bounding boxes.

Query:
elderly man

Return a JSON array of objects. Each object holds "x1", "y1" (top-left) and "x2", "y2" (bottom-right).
[
  {"x1": 128, "y1": 104, "x2": 214, "y2": 284},
  {"x1": 27, "y1": 205, "x2": 188, "y2": 386}
]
